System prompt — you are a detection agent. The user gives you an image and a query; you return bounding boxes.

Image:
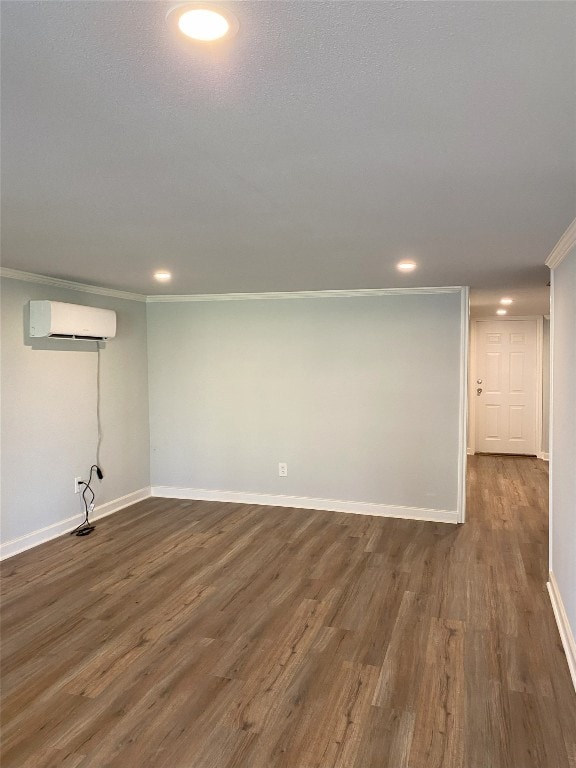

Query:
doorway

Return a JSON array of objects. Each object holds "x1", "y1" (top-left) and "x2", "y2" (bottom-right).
[{"x1": 469, "y1": 317, "x2": 543, "y2": 456}]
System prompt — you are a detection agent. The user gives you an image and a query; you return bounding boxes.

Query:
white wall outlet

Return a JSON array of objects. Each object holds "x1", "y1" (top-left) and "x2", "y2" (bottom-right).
[
  {"x1": 74, "y1": 477, "x2": 83, "y2": 494},
  {"x1": 278, "y1": 462, "x2": 288, "y2": 477}
]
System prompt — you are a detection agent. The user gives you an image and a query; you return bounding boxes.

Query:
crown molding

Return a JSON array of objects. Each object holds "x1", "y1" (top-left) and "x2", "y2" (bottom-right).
[
  {"x1": 146, "y1": 286, "x2": 465, "y2": 303},
  {"x1": 545, "y1": 217, "x2": 576, "y2": 270},
  {"x1": 0, "y1": 269, "x2": 465, "y2": 304},
  {"x1": 0, "y1": 268, "x2": 147, "y2": 302}
]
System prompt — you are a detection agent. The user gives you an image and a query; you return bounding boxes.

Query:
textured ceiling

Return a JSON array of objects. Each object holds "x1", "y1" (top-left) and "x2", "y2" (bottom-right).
[{"x1": 1, "y1": 1, "x2": 574, "y2": 313}]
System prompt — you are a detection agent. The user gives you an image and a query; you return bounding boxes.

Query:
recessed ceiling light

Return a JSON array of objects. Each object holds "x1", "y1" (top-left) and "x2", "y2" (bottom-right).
[
  {"x1": 500, "y1": 298, "x2": 513, "y2": 305},
  {"x1": 396, "y1": 261, "x2": 417, "y2": 272},
  {"x1": 167, "y1": 4, "x2": 239, "y2": 42},
  {"x1": 496, "y1": 309, "x2": 507, "y2": 315},
  {"x1": 154, "y1": 270, "x2": 172, "y2": 282}
]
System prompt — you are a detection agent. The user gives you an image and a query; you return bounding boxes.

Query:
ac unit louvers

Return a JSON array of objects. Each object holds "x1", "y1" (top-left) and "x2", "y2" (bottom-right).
[{"x1": 29, "y1": 301, "x2": 117, "y2": 340}]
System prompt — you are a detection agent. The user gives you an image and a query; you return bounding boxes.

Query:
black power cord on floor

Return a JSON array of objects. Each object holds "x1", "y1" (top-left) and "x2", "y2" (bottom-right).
[{"x1": 70, "y1": 464, "x2": 104, "y2": 537}]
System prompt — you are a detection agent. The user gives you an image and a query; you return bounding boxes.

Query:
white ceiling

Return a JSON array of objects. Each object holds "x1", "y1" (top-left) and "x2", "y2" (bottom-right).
[{"x1": 1, "y1": 1, "x2": 574, "y2": 313}]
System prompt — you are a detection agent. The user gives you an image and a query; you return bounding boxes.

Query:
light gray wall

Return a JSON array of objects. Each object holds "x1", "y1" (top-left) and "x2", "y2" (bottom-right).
[
  {"x1": 148, "y1": 292, "x2": 464, "y2": 512},
  {"x1": 542, "y1": 316, "x2": 550, "y2": 454},
  {"x1": 1, "y1": 278, "x2": 150, "y2": 544},
  {"x1": 550, "y1": 251, "x2": 576, "y2": 637}
]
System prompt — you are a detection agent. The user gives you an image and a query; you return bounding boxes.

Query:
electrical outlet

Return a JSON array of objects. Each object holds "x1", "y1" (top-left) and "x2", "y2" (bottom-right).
[
  {"x1": 74, "y1": 477, "x2": 83, "y2": 494},
  {"x1": 278, "y1": 462, "x2": 288, "y2": 477}
]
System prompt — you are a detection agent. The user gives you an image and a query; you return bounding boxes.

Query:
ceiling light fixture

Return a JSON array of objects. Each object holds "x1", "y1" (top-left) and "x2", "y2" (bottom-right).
[
  {"x1": 396, "y1": 261, "x2": 417, "y2": 272},
  {"x1": 500, "y1": 298, "x2": 513, "y2": 305},
  {"x1": 154, "y1": 270, "x2": 172, "y2": 282},
  {"x1": 496, "y1": 309, "x2": 507, "y2": 315},
  {"x1": 167, "y1": 4, "x2": 239, "y2": 42}
]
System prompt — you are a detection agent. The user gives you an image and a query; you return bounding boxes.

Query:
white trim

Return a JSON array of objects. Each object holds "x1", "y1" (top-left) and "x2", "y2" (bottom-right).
[
  {"x1": 469, "y1": 317, "x2": 543, "y2": 456},
  {"x1": 0, "y1": 268, "x2": 146, "y2": 302},
  {"x1": 150, "y1": 486, "x2": 458, "y2": 524},
  {"x1": 1, "y1": 269, "x2": 466, "y2": 305},
  {"x1": 548, "y1": 571, "x2": 576, "y2": 693},
  {"x1": 537, "y1": 452, "x2": 549, "y2": 461},
  {"x1": 536, "y1": 315, "x2": 544, "y2": 461},
  {"x1": 145, "y1": 286, "x2": 465, "y2": 303},
  {"x1": 548, "y1": 270, "x2": 555, "y2": 571},
  {"x1": 457, "y1": 287, "x2": 469, "y2": 523},
  {"x1": 92, "y1": 487, "x2": 150, "y2": 520},
  {"x1": 0, "y1": 487, "x2": 151, "y2": 560},
  {"x1": 468, "y1": 317, "x2": 477, "y2": 453},
  {"x1": 545, "y1": 217, "x2": 576, "y2": 269},
  {"x1": 467, "y1": 448, "x2": 475, "y2": 456}
]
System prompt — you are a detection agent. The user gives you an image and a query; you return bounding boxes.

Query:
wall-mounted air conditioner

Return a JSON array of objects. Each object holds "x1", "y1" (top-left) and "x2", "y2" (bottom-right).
[{"x1": 29, "y1": 301, "x2": 117, "y2": 340}]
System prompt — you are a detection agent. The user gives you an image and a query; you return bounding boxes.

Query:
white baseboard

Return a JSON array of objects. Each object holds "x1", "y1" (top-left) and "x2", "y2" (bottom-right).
[
  {"x1": 548, "y1": 571, "x2": 576, "y2": 693},
  {"x1": 150, "y1": 486, "x2": 459, "y2": 525},
  {"x1": 92, "y1": 487, "x2": 151, "y2": 521},
  {"x1": 0, "y1": 487, "x2": 151, "y2": 560},
  {"x1": 537, "y1": 452, "x2": 550, "y2": 461},
  {"x1": 467, "y1": 448, "x2": 475, "y2": 456}
]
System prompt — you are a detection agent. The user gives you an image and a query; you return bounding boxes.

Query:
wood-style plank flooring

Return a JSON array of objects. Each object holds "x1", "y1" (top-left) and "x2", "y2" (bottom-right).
[{"x1": 1, "y1": 456, "x2": 575, "y2": 767}]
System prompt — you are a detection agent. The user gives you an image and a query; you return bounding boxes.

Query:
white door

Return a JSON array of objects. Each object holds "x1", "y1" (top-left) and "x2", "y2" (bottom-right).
[{"x1": 474, "y1": 319, "x2": 539, "y2": 455}]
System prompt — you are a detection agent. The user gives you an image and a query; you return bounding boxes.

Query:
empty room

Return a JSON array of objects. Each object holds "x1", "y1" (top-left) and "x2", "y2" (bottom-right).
[{"x1": 1, "y1": 2, "x2": 575, "y2": 766}]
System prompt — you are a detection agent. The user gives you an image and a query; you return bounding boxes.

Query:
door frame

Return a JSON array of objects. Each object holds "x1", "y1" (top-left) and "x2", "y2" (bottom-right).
[{"x1": 468, "y1": 316, "x2": 544, "y2": 457}]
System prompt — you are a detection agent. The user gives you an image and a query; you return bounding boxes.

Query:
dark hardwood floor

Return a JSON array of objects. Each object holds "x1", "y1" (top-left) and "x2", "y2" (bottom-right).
[{"x1": 1, "y1": 455, "x2": 575, "y2": 767}]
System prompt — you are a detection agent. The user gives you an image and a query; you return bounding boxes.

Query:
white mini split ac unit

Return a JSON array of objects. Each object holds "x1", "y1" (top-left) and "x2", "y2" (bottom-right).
[{"x1": 29, "y1": 301, "x2": 117, "y2": 340}]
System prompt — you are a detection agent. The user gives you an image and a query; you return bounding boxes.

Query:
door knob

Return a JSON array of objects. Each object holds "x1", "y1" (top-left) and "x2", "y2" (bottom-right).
[{"x1": 477, "y1": 387, "x2": 482, "y2": 395}]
